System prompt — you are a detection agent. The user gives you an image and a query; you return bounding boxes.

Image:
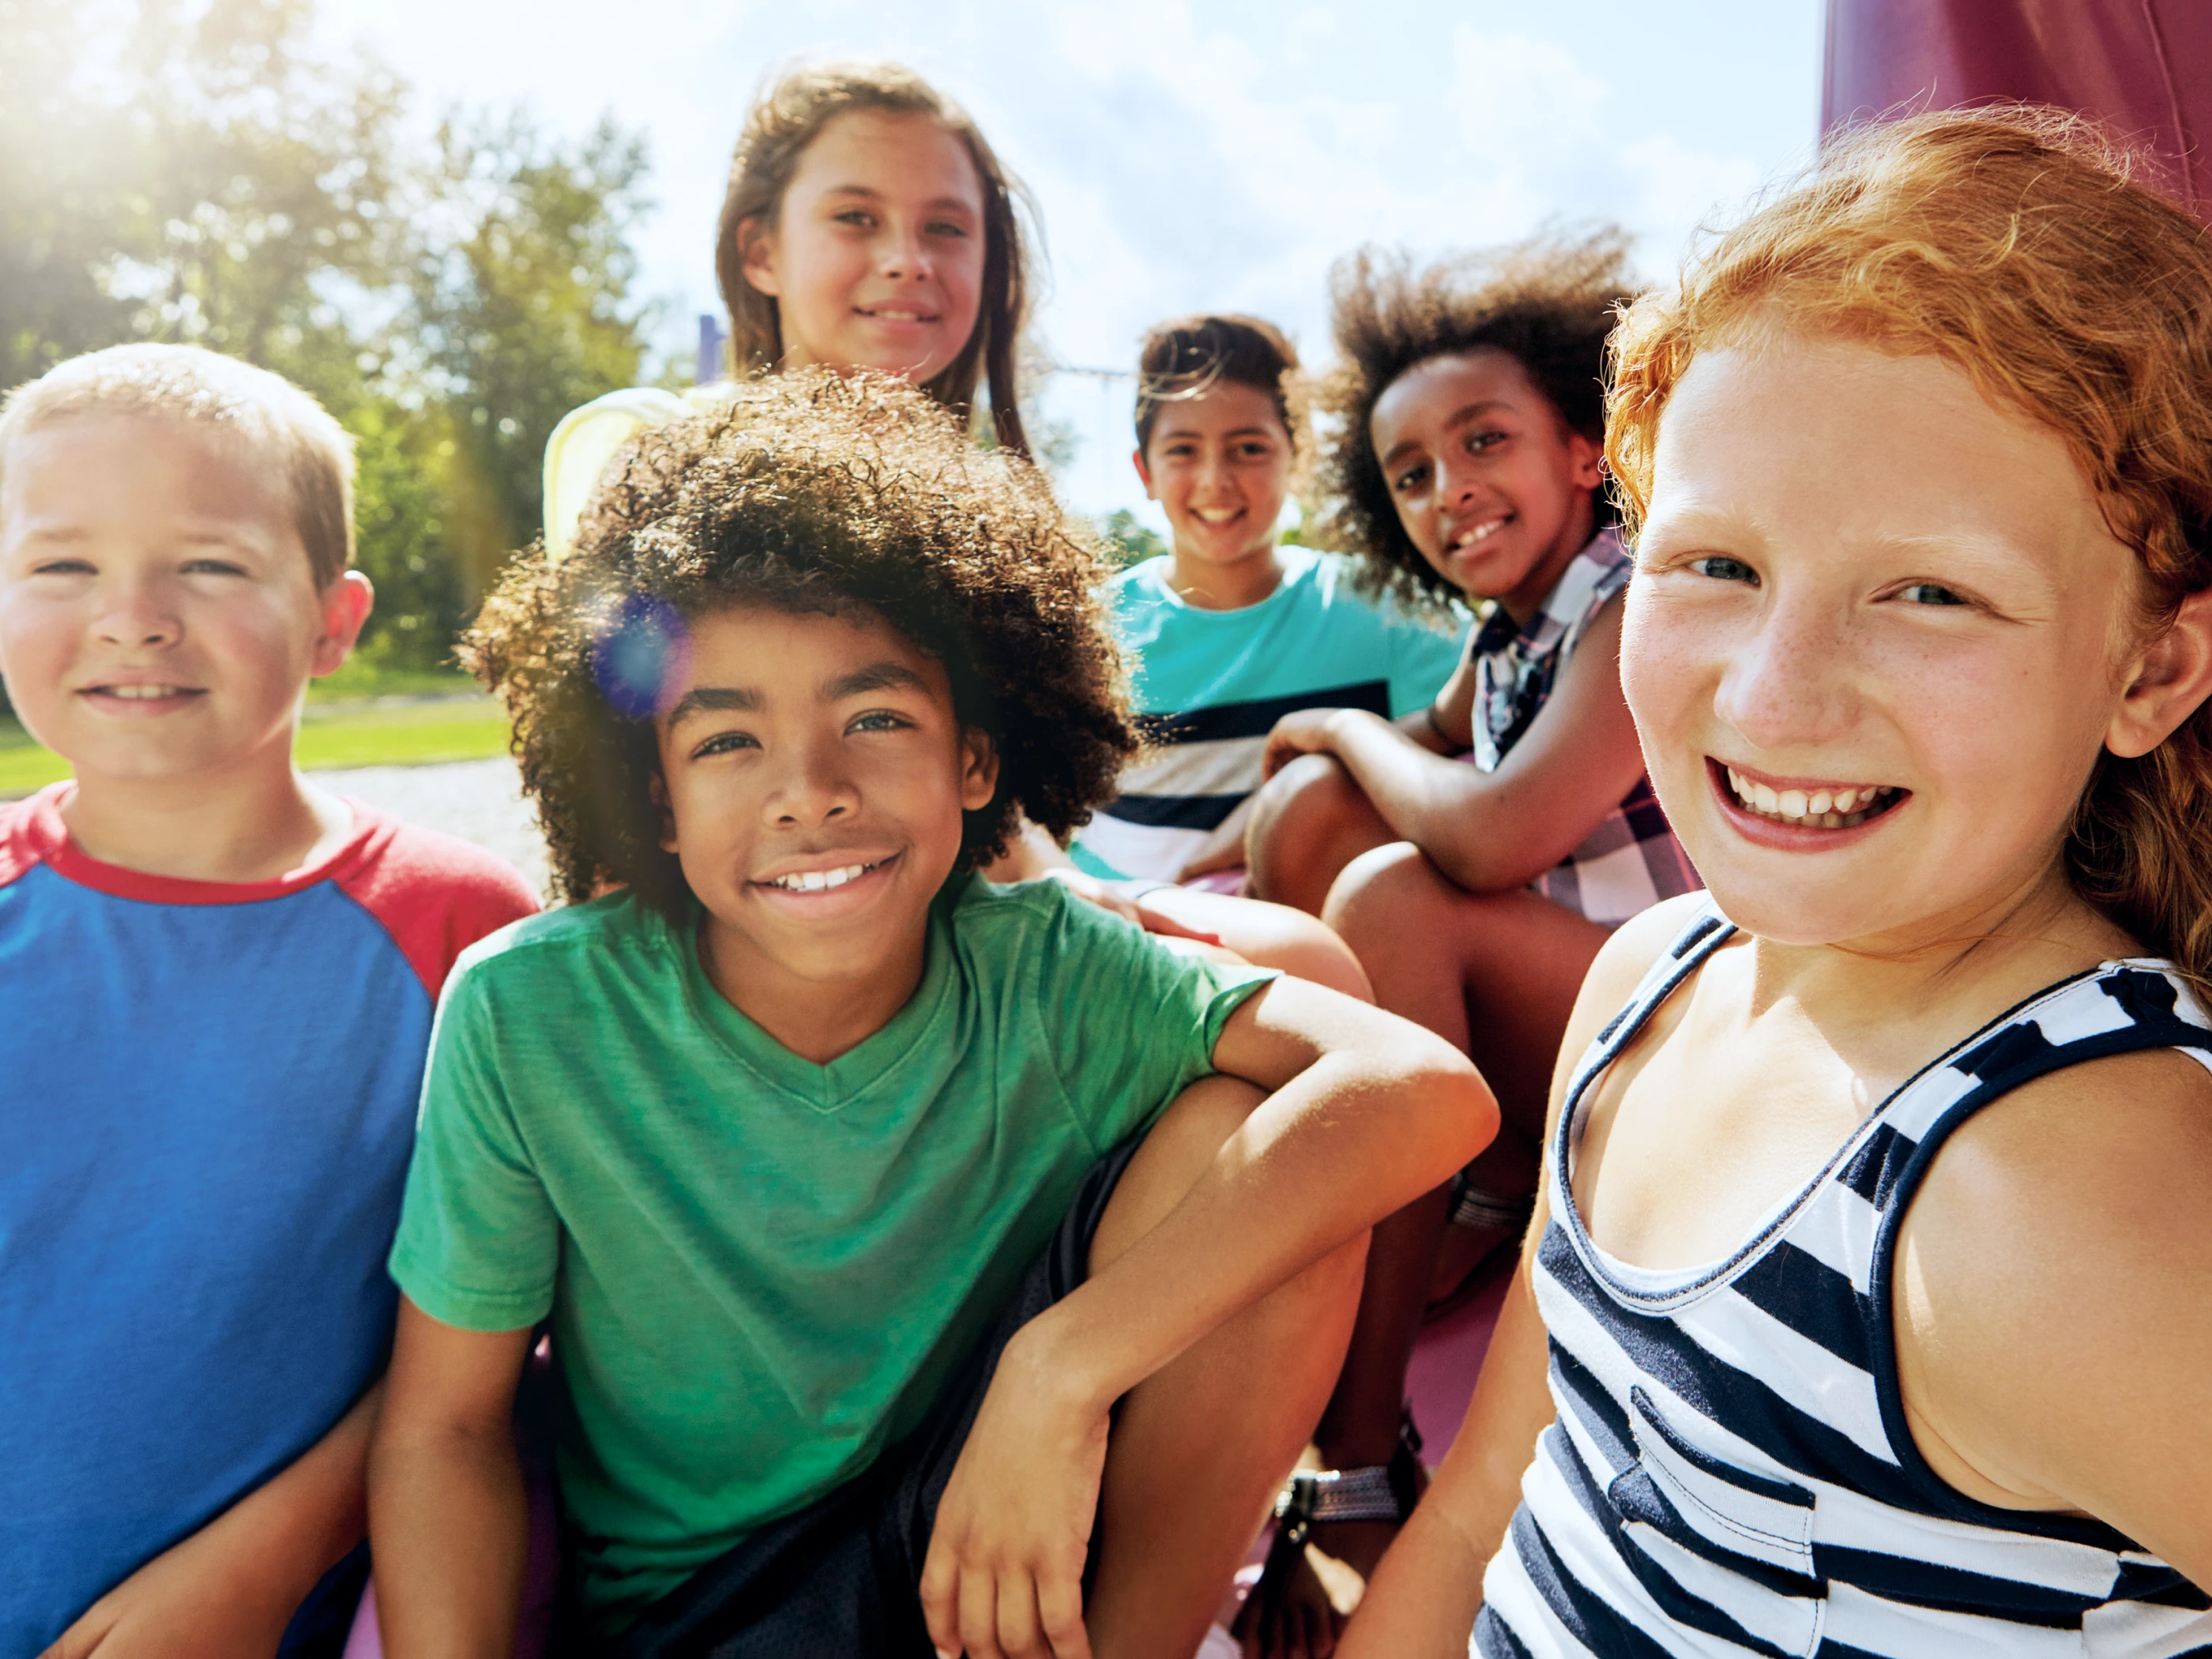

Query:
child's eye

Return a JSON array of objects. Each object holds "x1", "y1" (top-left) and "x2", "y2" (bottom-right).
[
  {"x1": 1898, "y1": 581, "x2": 1968, "y2": 607},
  {"x1": 181, "y1": 558, "x2": 249, "y2": 577},
  {"x1": 690, "y1": 731, "x2": 760, "y2": 759},
  {"x1": 29, "y1": 557, "x2": 96, "y2": 576},
  {"x1": 926, "y1": 219, "x2": 969, "y2": 239},
  {"x1": 1688, "y1": 555, "x2": 1759, "y2": 585},
  {"x1": 833, "y1": 209, "x2": 876, "y2": 229},
  {"x1": 848, "y1": 709, "x2": 912, "y2": 735},
  {"x1": 1392, "y1": 462, "x2": 1431, "y2": 494},
  {"x1": 1466, "y1": 430, "x2": 1507, "y2": 453}
]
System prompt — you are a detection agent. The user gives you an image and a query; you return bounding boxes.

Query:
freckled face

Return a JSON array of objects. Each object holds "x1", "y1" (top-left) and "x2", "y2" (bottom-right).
[
  {"x1": 741, "y1": 110, "x2": 988, "y2": 386},
  {"x1": 1621, "y1": 333, "x2": 2142, "y2": 949},
  {"x1": 0, "y1": 416, "x2": 368, "y2": 784},
  {"x1": 654, "y1": 604, "x2": 998, "y2": 987},
  {"x1": 1135, "y1": 382, "x2": 1293, "y2": 570},
  {"x1": 1369, "y1": 348, "x2": 1604, "y2": 617}
]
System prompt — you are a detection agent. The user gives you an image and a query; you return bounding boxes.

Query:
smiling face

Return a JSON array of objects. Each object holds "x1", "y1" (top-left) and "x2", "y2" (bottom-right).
[
  {"x1": 1622, "y1": 331, "x2": 2158, "y2": 950},
  {"x1": 740, "y1": 109, "x2": 988, "y2": 386},
  {"x1": 1134, "y1": 381, "x2": 1292, "y2": 592},
  {"x1": 0, "y1": 415, "x2": 369, "y2": 787},
  {"x1": 654, "y1": 603, "x2": 998, "y2": 1040},
  {"x1": 1370, "y1": 348, "x2": 1604, "y2": 619}
]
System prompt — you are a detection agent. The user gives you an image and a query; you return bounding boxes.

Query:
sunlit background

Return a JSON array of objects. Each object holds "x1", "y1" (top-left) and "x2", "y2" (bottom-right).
[
  {"x1": 314, "y1": 0, "x2": 1823, "y2": 527},
  {"x1": 0, "y1": 0, "x2": 1820, "y2": 714}
]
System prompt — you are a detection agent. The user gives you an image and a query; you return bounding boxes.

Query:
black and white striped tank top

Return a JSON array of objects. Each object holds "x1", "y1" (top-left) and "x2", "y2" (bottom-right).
[{"x1": 1477, "y1": 907, "x2": 2212, "y2": 1657}]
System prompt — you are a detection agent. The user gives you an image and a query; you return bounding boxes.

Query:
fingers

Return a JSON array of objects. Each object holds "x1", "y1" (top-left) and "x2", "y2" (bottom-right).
[
  {"x1": 920, "y1": 1540, "x2": 961, "y2": 1657},
  {"x1": 1131, "y1": 901, "x2": 1224, "y2": 945},
  {"x1": 1037, "y1": 1567, "x2": 1092, "y2": 1659},
  {"x1": 957, "y1": 1565, "x2": 1000, "y2": 1659}
]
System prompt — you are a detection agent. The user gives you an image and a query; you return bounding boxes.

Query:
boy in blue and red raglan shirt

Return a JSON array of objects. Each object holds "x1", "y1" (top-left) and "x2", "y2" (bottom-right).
[{"x1": 0, "y1": 344, "x2": 536, "y2": 1657}]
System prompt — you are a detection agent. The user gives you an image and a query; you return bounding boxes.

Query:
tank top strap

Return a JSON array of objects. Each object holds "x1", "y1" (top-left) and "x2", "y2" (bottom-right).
[{"x1": 1556, "y1": 898, "x2": 1735, "y2": 1166}]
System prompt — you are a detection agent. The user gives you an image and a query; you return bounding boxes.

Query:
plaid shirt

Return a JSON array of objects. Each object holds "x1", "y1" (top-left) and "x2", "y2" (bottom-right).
[{"x1": 1467, "y1": 528, "x2": 1699, "y2": 925}]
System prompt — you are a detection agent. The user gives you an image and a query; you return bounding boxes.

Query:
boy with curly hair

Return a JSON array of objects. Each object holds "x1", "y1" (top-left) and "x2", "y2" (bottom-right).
[
  {"x1": 365, "y1": 371, "x2": 1490, "y2": 1659},
  {"x1": 0, "y1": 344, "x2": 536, "y2": 1656}
]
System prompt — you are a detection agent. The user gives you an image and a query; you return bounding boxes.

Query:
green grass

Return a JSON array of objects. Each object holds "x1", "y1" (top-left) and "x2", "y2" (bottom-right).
[{"x1": 0, "y1": 694, "x2": 513, "y2": 797}]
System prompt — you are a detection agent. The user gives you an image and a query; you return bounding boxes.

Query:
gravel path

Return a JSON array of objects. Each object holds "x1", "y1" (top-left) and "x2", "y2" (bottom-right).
[{"x1": 322, "y1": 756, "x2": 551, "y2": 898}]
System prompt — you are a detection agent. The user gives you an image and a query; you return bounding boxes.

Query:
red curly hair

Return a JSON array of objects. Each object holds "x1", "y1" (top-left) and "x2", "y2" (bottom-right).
[{"x1": 1608, "y1": 106, "x2": 2212, "y2": 987}]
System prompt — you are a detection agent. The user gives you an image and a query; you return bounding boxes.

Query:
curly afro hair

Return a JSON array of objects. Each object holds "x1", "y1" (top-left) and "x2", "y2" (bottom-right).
[
  {"x1": 463, "y1": 369, "x2": 1138, "y2": 915},
  {"x1": 1308, "y1": 228, "x2": 1636, "y2": 615}
]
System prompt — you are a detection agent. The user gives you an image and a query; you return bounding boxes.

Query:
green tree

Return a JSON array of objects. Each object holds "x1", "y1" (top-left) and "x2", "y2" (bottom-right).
[{"x1": 0, "y1": 0, "x2": 663, "y2": 674}]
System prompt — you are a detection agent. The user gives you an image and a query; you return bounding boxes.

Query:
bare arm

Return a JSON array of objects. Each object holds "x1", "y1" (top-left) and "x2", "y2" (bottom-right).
[
  {"x1": 1337, "y1": 893, "x2": 1704, "y2": 1656},
  {"x1": 367, "y1": 1300, "x2": 536, "y2": 1659},
  {"x1": 41, "y1": 1384, "x2": 382, "y2": 1659},
  {"x1": 1895, "y1": 1047, "x2": 2212, "y2": 1586},
  {"x1": 1261, "y1": 597, "x2": 1646, "y2": 892},
  {"x1": 920, "y1": 977, "x2": 1494, "y2": 1657},
  {"x1": 1020, "y1": 977, "x2": 1492, "y2": 1410}
]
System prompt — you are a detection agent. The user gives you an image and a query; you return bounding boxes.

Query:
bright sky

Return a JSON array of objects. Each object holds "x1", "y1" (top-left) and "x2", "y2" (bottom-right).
[{"x1": 317, "y1": 0, "x2": 1825, "y2": 525}]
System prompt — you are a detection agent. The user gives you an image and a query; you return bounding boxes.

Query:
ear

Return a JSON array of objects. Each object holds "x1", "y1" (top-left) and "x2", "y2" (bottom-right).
[
  {"x1": 739, "y1": 215, "x2": 781, "y2": 297},
  {"x1": 958, "y1": 726, "x2": 1000, "y2": 812},
  {"x1": 308, "y1": 570, "x2": 375, "y2": 678},
  {"x1": 1565, "y1": 428, "x2": 1605, "y2": 493},
  {"x1": 2107, "y1": 585, "x2": 2212, "y2": 758},
  {"x1": 1131, "y1": 446, "x2": 1157, "y2": 499},
  {"x1": 649, "y1": 768, "x2": 680, "y2": 854}
]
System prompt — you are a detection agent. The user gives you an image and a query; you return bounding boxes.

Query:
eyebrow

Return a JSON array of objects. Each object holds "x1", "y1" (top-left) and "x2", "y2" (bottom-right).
[
  {"x1": 664, "y1": 685, "x2": 762, "y2": 725},
  {"x1": 1379, "y1": 401, "x2": 1514, "y2": 471},
  {"x1": 821, "y1": 184, "x2": 979, "y2": 216},
  {"x1": 825, "y1": 660, "x2": 930, "y2": 701},
  {"x1": 1156, "y1": 423, "x2": 1280, "y2": 442}
]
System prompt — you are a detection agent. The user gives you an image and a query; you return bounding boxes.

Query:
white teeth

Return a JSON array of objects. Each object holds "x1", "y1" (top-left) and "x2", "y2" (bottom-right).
[
  {"x1": 1193, "y1": 507, "x2": 1240, "y2": 525},
  {"x1": 1722, "y1": 768, "x2": 1896, "y2": 829},
  {"x1": 1454, "y1": 518, "x2": 1507, "y2": 550},
  {"x1": 769, "y1": 862, "x2": 872, "y2": 892},
  {"x1": 103, "y1": 684, "x2": 186, "y2": 699}
]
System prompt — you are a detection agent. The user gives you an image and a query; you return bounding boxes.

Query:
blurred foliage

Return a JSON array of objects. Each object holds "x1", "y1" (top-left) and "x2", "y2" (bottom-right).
[
  {"x1": 1098, "y1": 508, "x2": 1169, "y2": 568},
  {"x1": 0, "y1": 0, "x2": 662, "y2": 674}
]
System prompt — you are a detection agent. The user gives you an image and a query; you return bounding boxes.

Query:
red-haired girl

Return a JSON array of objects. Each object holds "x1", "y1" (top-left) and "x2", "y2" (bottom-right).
[{"x1": 1344, "y1": 107, "x2": 2212, "y2": 1657}]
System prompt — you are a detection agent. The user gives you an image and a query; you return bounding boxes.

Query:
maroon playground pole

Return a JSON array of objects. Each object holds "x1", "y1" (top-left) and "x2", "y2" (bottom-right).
[{"x1": 1821, "y1": 0, "x2": 2212, "y2": 222}]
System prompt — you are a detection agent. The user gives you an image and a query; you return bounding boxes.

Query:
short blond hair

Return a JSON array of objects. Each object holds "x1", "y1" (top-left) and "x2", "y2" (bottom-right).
[{"x1": 0, "y1": 344, "x2": 356, "y2": 587}]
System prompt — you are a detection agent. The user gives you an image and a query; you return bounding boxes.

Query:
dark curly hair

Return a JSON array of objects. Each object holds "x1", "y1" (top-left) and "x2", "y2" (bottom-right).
[
  {"x1": 1309, "y1": 228, "x2": 1636, "y2": 615},
  {"x1": 463, "y1": 370, "x2": 1137, "y2": 914}
]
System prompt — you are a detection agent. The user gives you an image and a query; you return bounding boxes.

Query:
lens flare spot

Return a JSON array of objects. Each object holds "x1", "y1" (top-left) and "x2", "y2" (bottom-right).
[{"x1": 592, "y1": 596, "x2": 692, "y2": 719}]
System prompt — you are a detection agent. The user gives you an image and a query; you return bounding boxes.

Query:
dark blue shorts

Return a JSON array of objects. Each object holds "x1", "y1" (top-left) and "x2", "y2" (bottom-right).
[{"x1": 598, "y1": 1138, "x2": 1143, "y2": 1659}]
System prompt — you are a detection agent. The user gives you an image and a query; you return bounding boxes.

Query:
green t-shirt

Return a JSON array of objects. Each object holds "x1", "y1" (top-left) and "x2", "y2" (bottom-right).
[{"x1": 388, "y1": 875, "x2": 1272, "y2": 1624}]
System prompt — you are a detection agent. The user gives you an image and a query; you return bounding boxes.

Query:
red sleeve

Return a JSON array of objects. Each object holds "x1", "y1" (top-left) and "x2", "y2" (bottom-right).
[{"x1": 333, "y1": 816, "x2": 541, "y2": 1002}]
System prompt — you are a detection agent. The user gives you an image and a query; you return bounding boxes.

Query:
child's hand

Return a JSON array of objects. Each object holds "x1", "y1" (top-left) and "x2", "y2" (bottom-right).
[
  {"x1": 37, "y1": 1526, "x2": 304, "y2": 1659},
  {"x1": 920, "y1": 1322, "x2": 1108, "y2": 1659},
  {"x1": 1261, "y1": 709, "x2": 1345, "y2": 778},
  {"x1": 1044, "y1": 867, "x2": 1224, "y2": 946}
]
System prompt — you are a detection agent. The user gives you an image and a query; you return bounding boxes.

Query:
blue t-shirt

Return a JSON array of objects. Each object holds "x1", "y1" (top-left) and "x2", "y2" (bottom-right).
[
  {"x1": 1073, "y1": 545, "x2": 1466, "y2": 881},
  {"x1": 0, "y1": 784, "x2": 536, "y2": 1655}
]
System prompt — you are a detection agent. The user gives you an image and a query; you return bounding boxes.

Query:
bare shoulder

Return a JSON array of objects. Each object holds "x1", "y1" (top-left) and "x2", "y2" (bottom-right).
[
  {"x1": 1906, "y1": 1044, "x2": 2212, "y2": 1266},
  {"x1": 1895, "y1": 1044, "x2": 2212, "y2": 1522}
]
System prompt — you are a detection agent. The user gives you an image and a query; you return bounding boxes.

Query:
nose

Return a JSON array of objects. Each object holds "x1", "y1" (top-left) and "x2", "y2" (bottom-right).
[
  {"x1": 876, "y1": 224, "x2": 934, "y2": 283},
  {"x1": 1713, "y1": 585, "x2": 1858, "y2": 754},
  {"x1": 92, "y1": 576, "x2": 182, "y2": 651},
  {"x1": 762, "y1": 732, "x2": 859, "y2": 830}
]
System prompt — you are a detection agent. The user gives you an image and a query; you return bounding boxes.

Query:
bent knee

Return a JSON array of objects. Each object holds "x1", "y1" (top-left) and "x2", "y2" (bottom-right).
[
  {"x1": 1248, "y1": 753, "x2": 1364, "y2": 855},
  {"x1": 1322, "y1": 840, "x2": 1454, "y2": 940},
  {"x1": 1221, "y1": 901, "x2": 1373, "y2": 1003}
]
